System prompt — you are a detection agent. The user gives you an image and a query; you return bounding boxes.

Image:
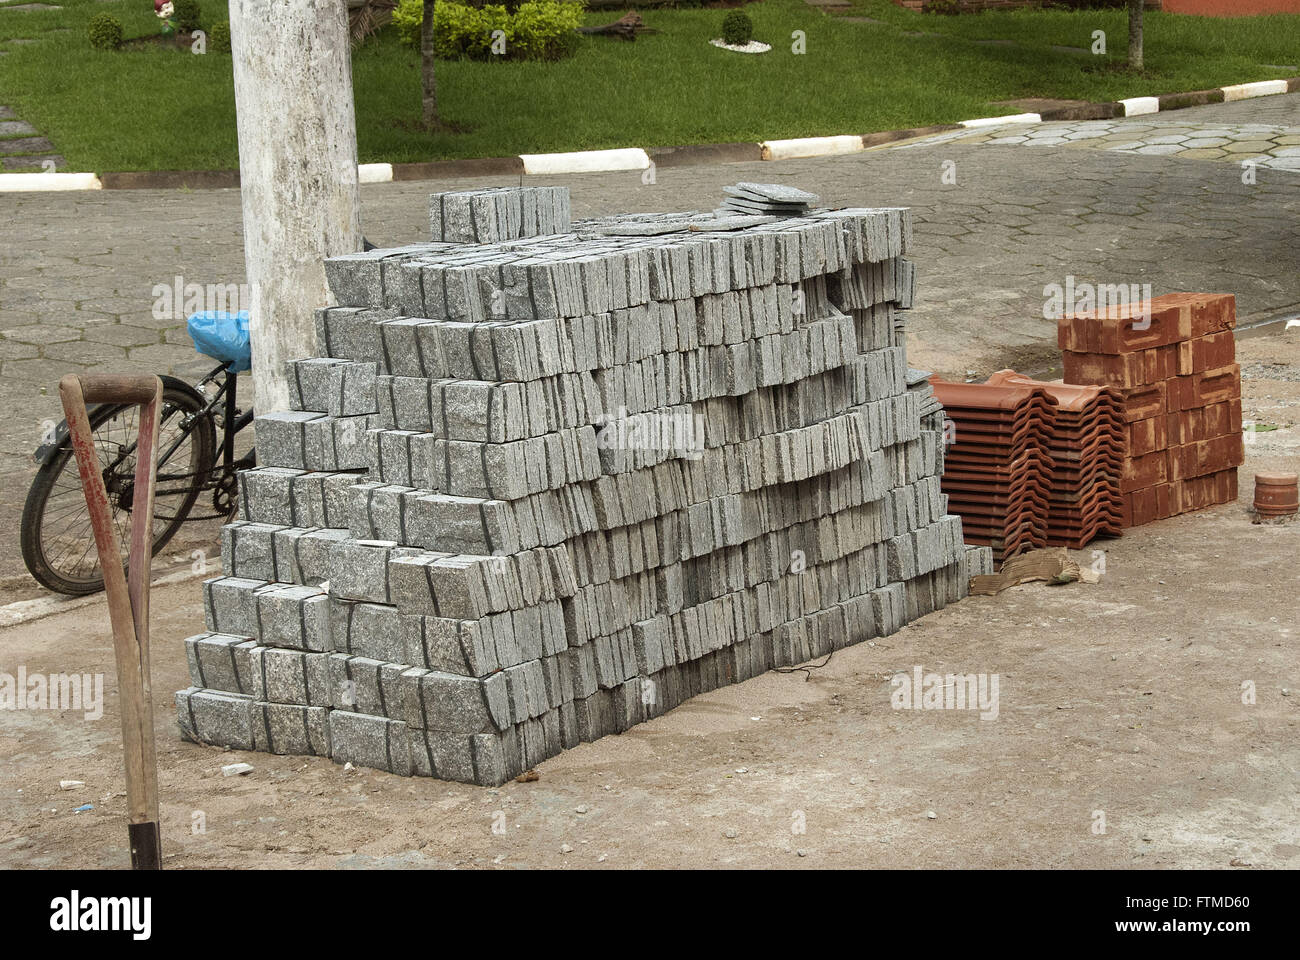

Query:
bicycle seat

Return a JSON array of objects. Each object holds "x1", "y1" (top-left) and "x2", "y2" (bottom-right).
[{"x1": 187, "y1": 311, "x2": 252, "y2": 372}]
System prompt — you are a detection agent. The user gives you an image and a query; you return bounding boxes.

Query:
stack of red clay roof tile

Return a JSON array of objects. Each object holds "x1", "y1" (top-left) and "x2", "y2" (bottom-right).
[
  {"x1": 930, "y1": 378, "x2": 1058, "y2": 561},
  {"x1": 1059, "y1": 292, "x2": 1243, "y2": 527},
  {"x1": 986, "y1": 370, "x2": 1124, "y2": 548}
]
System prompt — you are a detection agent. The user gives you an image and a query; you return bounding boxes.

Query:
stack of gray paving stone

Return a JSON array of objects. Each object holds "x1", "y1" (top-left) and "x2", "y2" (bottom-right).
[{"x1": 175, "y1": 185, "x2": 992, "y2": 786}]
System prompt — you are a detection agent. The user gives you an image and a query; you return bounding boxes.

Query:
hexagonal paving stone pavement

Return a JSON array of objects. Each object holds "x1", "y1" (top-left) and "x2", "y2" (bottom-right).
[{"x1": 893, "y1": 92, "x2": 1300, "y2": 172}]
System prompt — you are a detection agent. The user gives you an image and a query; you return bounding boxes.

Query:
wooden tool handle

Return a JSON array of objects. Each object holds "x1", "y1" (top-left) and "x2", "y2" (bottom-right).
[
  {"x1": 63, "y1": 373, "x2": 161, "y2": 406},
  {"x1": 58, "y1": 373, "x2": 164, "y2": 868}
]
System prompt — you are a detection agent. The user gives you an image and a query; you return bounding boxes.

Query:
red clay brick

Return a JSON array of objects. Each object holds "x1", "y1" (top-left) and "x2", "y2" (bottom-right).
[
  {"x1": 1059, "y1": 297, "x2": 1188, "y2": 354},
  {"x1": 1167, "y1": 434, "x2": 1245, "y2": 481},
  {"x1": 1183, "y1": 293, "x2": 1236, "y2": 338},
  {"x1": 1178, "y1": 331, "x2": 1236, "y2": 376},
  {"x1": 1166, "y1": 364, "x2": 1242, "y2": 411},
  {"x1": 1219, "y1": 468, "x2": 1239, "y2": 503},
  {"x1": 1180, "y1": 469, "x2": 1237, "y2": 510},
  {"x1": 1191, "y1": 330, "x2": 1236, "y2": 372},
  {"x1": 1169, "y1": 400, "x2": 1241, "y2": 444},
  {"x1": 1063, "y1": 344, "x2": 1178, "y2": 390},
  {"x1": 1127, "y1": 416, "x2": 1168, "y2": 457},
  {"x1": 1059, "y1": 293, "x2": 1235, "y2": 355},
  {"x1": 1155, "y1": 481, "x2": 1179, "y2": 520},
  {"x1": 1199, "y1": 399, "x2": 1241, "y2": 441},
  {"x1": 1123, "y1": 486, "x2": 1159, "y2": 526},
  {"x1": 1121, "y1": 450, "x2": 1168, "y2": 490},
  {"x1": 1118, "y1": 381, "x2": 1166, "y2": 423}
]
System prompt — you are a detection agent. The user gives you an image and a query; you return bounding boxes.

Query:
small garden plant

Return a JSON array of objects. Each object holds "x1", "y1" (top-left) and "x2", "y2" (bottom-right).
[
  {"x1": 172, "y1": 0, "x2": 204, "y2": 34},
  {"x1": 721, "y1": 10, "x2": 753, "y2": 47},
  {"x1": 88, "y1": 13, "x2": 124, "y2": 51},
  {"x1": 209, "y1": 20, "x2": 231, "y2": 53}
]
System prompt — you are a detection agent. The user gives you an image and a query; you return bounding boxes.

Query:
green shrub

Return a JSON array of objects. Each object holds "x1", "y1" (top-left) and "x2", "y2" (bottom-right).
[
  {"x1": 721, "y1": 10, "x2": 752, "y2": 46},
  {"x1": 173, "y1": 0, "x2": 203, "y2": 33},
  {"x1": 509, "y1": 0, "x2": 580, "y2": 60},
  {"x1": 393, "y1": 0, "x2": 582, "y2": 61},
  {"x1": 209, "y1": 20, "x2": 231, "y2": 53},
  {"x1": 88, "y1": 13, "x2": 124, "y2": 51}
]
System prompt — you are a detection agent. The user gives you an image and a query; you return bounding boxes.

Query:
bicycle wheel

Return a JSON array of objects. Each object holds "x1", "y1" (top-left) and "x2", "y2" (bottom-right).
[{"x1": 20, "y1": 378, "x2": 217, "y2": 596}]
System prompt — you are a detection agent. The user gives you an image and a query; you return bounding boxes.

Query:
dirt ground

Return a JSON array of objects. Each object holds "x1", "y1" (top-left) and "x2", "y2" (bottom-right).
[{"x1": 1, "y1": 329, "x2": 1296, "y2": 870}]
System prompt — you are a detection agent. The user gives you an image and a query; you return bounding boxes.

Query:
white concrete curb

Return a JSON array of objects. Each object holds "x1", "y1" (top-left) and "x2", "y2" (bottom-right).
[
  {"x1": 1120, "y1": 96, "x2": 1161, "y2": 117},
  {"x1": 960, "y1": 112, "x2": 1041, "y2": 128},
  {"x1": 358, "y1": 162, "x2": 394, "y2": 183},
  {"x1": 519, "y1": 148, "x2": 650, "y2": 175},
  {"x1": 0, "y1": 171, "x2": 102, "y2": 192},
  {"x1": 1221, "y1": 79, "x2": 1289, "y2": 101},
  {"x1": 760, "y1": 135, "x2": 865, "y2": 161}
]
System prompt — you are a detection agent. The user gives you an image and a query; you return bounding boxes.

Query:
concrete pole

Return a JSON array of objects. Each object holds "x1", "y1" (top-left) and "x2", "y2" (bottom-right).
[{"x1": 228, "y1": 0, "x2": 363, "y2": 415}]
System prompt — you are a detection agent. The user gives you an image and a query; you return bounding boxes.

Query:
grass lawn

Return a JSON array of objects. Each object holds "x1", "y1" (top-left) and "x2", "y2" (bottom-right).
[{"x1": 1, "y1": 0, "x2": 1298, "y2": 172}]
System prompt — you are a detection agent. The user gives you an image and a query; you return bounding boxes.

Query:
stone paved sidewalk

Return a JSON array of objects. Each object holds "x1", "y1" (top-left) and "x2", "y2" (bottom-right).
[
  {"x1": 3, "y1": 94, "x2": 1298, "y2": 594},
  {"x1": 895, "y1": 93, "x2": 1300, "y2": 170}
]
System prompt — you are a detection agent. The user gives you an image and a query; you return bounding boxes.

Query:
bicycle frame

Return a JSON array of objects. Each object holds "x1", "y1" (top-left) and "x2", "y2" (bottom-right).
[
  {"x1": 193, "y1": 362, "x2": 253, "y2": 476},
  {"x1": 171, "y1": 363, "x2": 255, "y2": 519}
]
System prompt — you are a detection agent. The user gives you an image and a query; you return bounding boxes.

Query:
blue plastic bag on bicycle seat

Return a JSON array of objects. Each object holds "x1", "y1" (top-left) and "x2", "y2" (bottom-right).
[{"x1": 187, "y1": 311, "x2": 252, "y2": 372}]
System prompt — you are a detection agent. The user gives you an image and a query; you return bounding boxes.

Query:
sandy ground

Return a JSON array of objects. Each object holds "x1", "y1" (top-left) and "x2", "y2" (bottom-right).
[{"x1": 1, "y1": 329, "x2": 1296, "y2": 870}]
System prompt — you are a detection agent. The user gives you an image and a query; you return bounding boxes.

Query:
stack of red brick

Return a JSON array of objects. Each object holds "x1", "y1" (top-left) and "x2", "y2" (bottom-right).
[
  {"x1": 986, "y1": 370, "x2": 1125, "y2": 548},
  {"x1": 1059, "y1": 293, "x2": 1243, "y2": 526},
  {"x1": 930, "y1": 378, "x2": 1057, "y2": 561}
]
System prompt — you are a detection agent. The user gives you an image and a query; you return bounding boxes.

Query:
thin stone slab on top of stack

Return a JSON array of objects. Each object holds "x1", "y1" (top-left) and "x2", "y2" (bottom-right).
[{"x1": 175, "y1": 184, "x2": 991, "y2": 786}]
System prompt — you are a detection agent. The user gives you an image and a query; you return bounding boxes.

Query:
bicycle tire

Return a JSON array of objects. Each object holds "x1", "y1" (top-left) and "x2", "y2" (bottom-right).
[{"x1": 20, "y1": 377, "x2": 217, "y2": 596}]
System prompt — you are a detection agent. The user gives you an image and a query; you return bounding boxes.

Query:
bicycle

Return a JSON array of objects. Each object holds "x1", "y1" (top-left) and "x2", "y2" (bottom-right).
[{"x1": 21, "y1": 312, "x2": 257, "y2": 596}]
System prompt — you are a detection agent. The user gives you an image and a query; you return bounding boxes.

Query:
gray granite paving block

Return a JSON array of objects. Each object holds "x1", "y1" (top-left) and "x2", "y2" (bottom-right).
[
  {"x1": 403, "y1": 614, "x2": 499, "y2": 676},
  {"x1": 324, "y1": 250, "x2": 387, "y2": 307},
  {"x1": 329, "y1": 598, "x2": 408, "y2": 663},
  {"x1": 289, "y1": 357, "x2": 348, "y2": 412},
  {"x1": 315, "y1": 306, "x2": 385, "y2": 365},
  {"x1": 251, "y1": 647, "x2": 332, "y2": 706},
  {"x1": 303, "y1": 412, "x2": 375, "y2": 471},
  {"x1": 328, "y1": 654, "x2": 409, "y2": 717},
  {"x1": 329, "y1": 710, "x2": 412, "y2": 776},
  {"x1": 185, "y1": 633, "x2": 258, "y2": 695},
  {"x1": 253, "y1": 702, "x2": 331, "y2": 756},
  {"x1": 203, "y1": 576, "x2": 270, "y2": 637},
  {"x1": 430, "y1": 187, "x2": 572, "y2": 244},
  {"x1": 328, "y1": 538, "x2": 406, "y2": 603},
  {"x1": 237, "y1": 466, "x2": 301, "y2": 525},
  {"x1": 273, "y1": 527, "x2": 349, "y2": 586},
  {"x1": 220, "y1": 521, "x2": 280, "y2": 581},
  {"x1": 728, "y1": 182, "x2": 820, "y2": 205},
  {"x1": 405, "y1": 670, "x2": 511, "y2": 734},
  {"x1": 410, "y1": 728, "x2": 475, "y2": 781},
  {"x1": 176, "y1": 687, "x2": 257, "y2": 750},
  {"x1": 253, "y1": 410, "x2": 322, "y2": 469},
  {"x1": 327, "y1": 361, "x2": 379, "y2": 417},
  {"x1": 346, "y1": 481, "x2": 405, "y2": 542},
  {"x1": 256, "y1": 584, "x2": 330, "y2": 651}
]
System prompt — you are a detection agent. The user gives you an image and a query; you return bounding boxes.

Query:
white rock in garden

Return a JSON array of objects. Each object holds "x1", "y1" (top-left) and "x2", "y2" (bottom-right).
[{"x1": 709, "y1": 38, "x2": 772, "y2": 54}]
